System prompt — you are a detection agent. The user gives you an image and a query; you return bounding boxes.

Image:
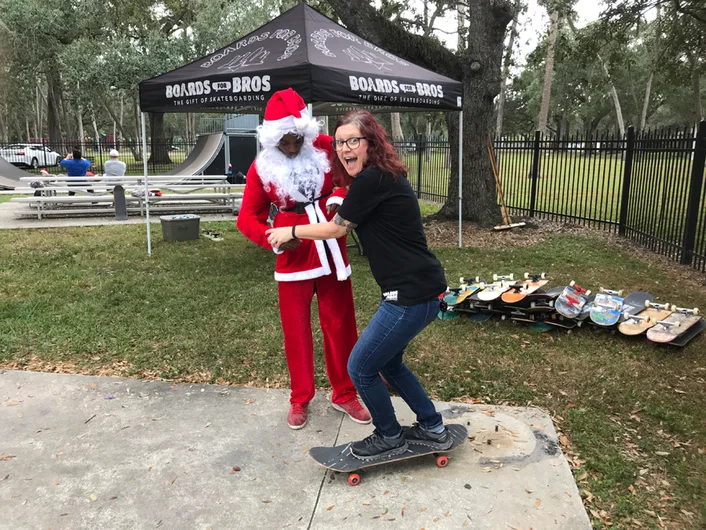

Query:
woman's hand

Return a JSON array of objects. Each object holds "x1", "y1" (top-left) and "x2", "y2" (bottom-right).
[
  {"x1": 327, "y1": 203, "x2": 340, "y2": 214},
  {"x1": 266, "y1": 226, "x2": 294, "y2": 249}
]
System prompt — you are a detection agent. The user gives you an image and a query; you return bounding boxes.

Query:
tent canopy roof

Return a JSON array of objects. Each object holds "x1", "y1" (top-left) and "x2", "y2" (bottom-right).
[{"x1": 139, "y1": 3, "x2": 462, "y2": 115}]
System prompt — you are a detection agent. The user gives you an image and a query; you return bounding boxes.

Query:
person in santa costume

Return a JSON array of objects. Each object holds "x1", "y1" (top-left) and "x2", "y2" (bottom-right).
[{"x1": 236, "y1": 88, "x2": 371, "y2": 430}]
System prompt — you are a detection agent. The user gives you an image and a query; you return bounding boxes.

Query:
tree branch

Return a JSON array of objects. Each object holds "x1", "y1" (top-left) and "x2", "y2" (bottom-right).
[{"x1": 326, "y1": 0, "x2": 461, "y2": 79}]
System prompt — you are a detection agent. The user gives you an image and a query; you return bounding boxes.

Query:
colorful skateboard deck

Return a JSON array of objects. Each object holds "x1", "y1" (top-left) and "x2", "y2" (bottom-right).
[
  {"x1": 501, "y1": 273, "x2": 549, "y2": 304},
  {"x1": 555, "y1": 282, "x2": 592, "y2": 319},
  {"x1": 309, "y1": 424, "x2": 468, "y2": 486},
  {"x1": 438, "y1": 290, "x2": 461, "y2": 320},
  {"x1": 590, "y1": 289, "x2": 624, "y2": 326},
  {"x1": 647, "y1": 307, "x2": 701, "y2": 343}
]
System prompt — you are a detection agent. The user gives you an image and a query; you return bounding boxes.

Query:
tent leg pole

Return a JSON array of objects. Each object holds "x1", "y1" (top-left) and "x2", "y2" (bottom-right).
[
  {"x1": 142, "y1": 112, "x2": 151, "y2": 256},
  {"x1": 458, "y1": 111, "x2": 463, "y2": 249}
]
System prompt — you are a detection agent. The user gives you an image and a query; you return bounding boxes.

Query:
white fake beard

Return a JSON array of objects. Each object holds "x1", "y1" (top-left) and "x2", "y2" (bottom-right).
[{"x1": 256, "y1": 142, "x2": 330, "y2": 208}]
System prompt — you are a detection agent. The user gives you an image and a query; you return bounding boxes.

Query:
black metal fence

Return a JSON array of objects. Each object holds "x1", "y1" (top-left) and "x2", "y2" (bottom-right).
[
  {"x1": 0, "y1": 139, "x2": 198, "y2": 176},
  {"x1": 392, "y1": 122, "x2": 706, "y2": 272}
]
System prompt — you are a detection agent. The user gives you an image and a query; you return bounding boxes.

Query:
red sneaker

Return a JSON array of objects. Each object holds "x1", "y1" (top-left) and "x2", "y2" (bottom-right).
[
  {"x1": 331, "y1": 397, "x2": 372, "y2": 424},
  {"x1": 288, "y1": 402, "x2": 308, "y2": 430}
]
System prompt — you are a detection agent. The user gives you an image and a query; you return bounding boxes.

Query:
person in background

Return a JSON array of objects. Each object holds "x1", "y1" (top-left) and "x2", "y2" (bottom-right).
[
  {"x1": 59, "y1": 149, "x2": 92, "y2": 196},
  {"x1": 104, "y1": 149, "x2": 126, "y2": 177}
]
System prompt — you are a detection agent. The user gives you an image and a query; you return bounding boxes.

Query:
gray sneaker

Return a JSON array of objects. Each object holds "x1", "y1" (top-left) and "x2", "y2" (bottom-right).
[{"x1": 403, "y1": 423, "x2": 453, "y2": 450}]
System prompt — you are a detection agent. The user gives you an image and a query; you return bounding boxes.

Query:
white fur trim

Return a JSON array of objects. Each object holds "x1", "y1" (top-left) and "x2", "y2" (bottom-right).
[
  {"x1": 274, "y1": 264, "x2": 351, "y2": 282},
  {"x1": 273, "y1": 246, "x2": 284, "y2": 255},
  {"x1": 255, "y1": 143, "x2": 329, "y2": 209},
  {"x1": 314, "y1": 201, "x2": 350, "y2": 281},
  {"x1": 326, "y1": 196, "x2": 344, "y2": 207},
  {"x1": 275, "y1": 266, "x2": 329, "y2": 282},
  {"x1": 304, "y1": 203, "x2": 332, "y2": 277},
  {"x1": 257, "y1": 109, "x2": 322, "y2": 148}
]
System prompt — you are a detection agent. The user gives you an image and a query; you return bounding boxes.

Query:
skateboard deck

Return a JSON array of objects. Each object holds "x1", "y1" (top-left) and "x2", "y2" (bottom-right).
[
  {"x1": 452, "y1": 277, "x2": 487, "y2": 307},
  {"x1": 618, "y1": 291, "x2": 654, "y2": 321},
  {"x1": 555, "y1": 282, "x2": 592, "y2": 319},
  {"x1": 438, "y1": 290, "x2": 461, "y2": 320},
  {"x1": 667, "y1": 318, "x2": 706, "y2": 347},
  {"x1": 619, "y1": 301, "x2": 671, "y2": 336},
  {"x1": 476, "y1": 274, "x2": 514, "y2": 302},
  {"x1": 501, "y1": 273, "x2": 549, "y2": 304},
  {"x1": 114, "y1": 185, "x2": 127, "y2": 221},
  {"x1": 647, "y1": 307, "x2": 701, "y2": 343},
  {"x1": 309, "y1": 424, "x2": 468, "y2": 485},
  {"x1": 522, "y1": 286, "x2": 564, "y2": 312},
  {"x1": 590, "y1": 289, "x2": 624, "y2": 326}
]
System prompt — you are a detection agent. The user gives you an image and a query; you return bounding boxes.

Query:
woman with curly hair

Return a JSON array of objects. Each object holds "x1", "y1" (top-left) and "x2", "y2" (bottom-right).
[{"x1": 266, "y1": 109, "x2": 450, "y2": 459}]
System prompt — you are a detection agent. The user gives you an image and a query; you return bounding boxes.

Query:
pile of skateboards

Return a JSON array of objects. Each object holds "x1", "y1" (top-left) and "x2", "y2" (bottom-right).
[{"x1": 439, "y1": 273, "x2": 705, "y2": 348}]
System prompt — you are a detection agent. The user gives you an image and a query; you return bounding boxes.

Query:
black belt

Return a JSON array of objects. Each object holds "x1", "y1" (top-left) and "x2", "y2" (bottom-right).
[{"x1": 282, "y1": 192, "x2": 331, "y2": 214}]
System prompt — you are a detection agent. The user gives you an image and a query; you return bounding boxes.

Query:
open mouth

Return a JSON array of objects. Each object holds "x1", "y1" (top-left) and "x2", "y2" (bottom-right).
[{"x1": 343, "y1": 156, "x2": 357, "y2": 170}]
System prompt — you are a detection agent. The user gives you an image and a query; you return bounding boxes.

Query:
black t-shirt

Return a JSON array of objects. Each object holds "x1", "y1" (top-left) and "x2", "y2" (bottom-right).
[{"x1": 338, "y1": 167, "x2": 447, "y2": 305}]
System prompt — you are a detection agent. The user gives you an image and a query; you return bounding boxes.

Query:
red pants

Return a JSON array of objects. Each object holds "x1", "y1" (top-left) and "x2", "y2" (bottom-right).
[{"x1": 278, "y1": 273, "x2": 358, "y2": 405}]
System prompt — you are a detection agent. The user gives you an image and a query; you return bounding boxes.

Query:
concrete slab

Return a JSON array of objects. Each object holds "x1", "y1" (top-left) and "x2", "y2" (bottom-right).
[
  {"x1": 0, "y1": 202, "x2": 235, "y2": 230},
  {"x1": 313, "y1": 401, "x2": 590, "y2": 529},
  {"x1": 0, "y1": 371, "x2": 591, "y2": 530}
]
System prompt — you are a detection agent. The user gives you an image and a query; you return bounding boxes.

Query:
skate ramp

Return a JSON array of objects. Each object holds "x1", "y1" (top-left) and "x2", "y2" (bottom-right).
[
  {"x1": 0, "y1": 156, "x2": 35, "y2": 189},
  {"x1": 160, "y1": 133, "x2": 225, "y2": 176}
]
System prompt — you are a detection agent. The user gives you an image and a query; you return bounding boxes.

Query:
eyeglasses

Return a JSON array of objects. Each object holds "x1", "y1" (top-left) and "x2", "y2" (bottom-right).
[{"x1": 331, "y1": 137, "x2": 367, "y2": 151}]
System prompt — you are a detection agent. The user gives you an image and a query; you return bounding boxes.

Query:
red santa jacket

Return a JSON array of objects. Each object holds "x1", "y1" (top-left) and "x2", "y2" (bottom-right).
[{"x1": 236, "y1": 135, "x2": 350, "y2": 282}]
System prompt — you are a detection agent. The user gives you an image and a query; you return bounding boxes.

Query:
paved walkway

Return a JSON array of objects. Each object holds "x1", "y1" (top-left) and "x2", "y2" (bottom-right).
[{"x1": 1, "y1": 370, "x2": 591, "y2": 530}]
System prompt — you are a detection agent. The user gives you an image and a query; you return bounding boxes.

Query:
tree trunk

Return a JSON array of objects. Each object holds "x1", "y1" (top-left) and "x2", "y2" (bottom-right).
[
  {"x1": 91, "y1": 109, "x2": 100, "y2": 148},
  {"x1": 390, "y1": 113, "x2": 404, "y2": 141},
  {"x1": 425, "y1": 120, "x2": 432, "y2": 162},
  {"x1": 537, "y1": 11, "x2": 560, "y2": 135},
  {"x1": 25, "y1": 118, "x2": 30, "y2": 142},
  {"x1": 640, "y1": 71, "x2": 653, "y2": 131},
  {"x1": 496, "y1": 0, "x2": 521, "y2": 138},
  {"x1": 134, "y1": 98, "x2": 143, "y2": 160},
  {"x1": 691, "y1": 57, "x2": 704, "y2": 123},
  {"x1": 46, "y1": 66, "x2": 63, "y2": 148},
  {"x1": 119, "y1": 95, "x2": 124, "y2": 147},
  {"x1": 148, "y1": 112, "x2": 172, "y2": 164},
  {"x1": 33, "y1": 85, "x2": 41, "y2": 140},
  {"x1": 457, "y1": 1, "x2": 467, "y2": 53},
  {"x1": 77, "y1": 105, "x2": 84, "y2": 145},
  {"x1": 327, "y1": 0, "x2": 512, "y2": 225},
  {"x1": 604, "y1": 61, "x2": 626, "y2": 137},
  {"x1": 102, "y1": 97, "x2": 141, "y2": 161}
]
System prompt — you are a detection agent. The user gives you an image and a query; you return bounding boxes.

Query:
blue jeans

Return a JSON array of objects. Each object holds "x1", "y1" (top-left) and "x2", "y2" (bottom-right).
[{"x1": 347, "y1": 298, "x2": 443, "y2": 437}]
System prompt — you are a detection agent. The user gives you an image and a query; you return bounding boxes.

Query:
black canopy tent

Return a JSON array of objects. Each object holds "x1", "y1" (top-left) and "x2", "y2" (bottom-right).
[{"x1": 138, "y1": 3, "x2": 465, "y2": 254}]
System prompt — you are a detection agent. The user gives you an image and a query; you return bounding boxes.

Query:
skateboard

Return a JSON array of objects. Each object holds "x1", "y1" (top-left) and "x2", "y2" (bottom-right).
[
  {"x1": 589, "y1": 288, "x2": 624, "y2": 326},
  {"x1": 309, "y1": 424, "x2": 468, "y2": 486},
  {"x1": 555, "y1": 281, "x2": 592, "y2": 319},
  {"x1": 451, "y1": 277, "x2": 487, "y2": 307},
  {"x1": 618, "y1": 292, "x2": 654, "y2": 321},
  {"x1": 522, "y1": 286, "x2": 564, "y2": 312},
  {"x1": 647, "y1": 306, "x2": 701, "y2": 343},
  {"x1": 114, "y1": 185, "x2": 128, "y2": 221},
  {"x1": 476, "y1": 274, "x2": 514, "y2": 302},
  {"x1": 618, "y1": 301, "x2": 671, "y2": 336},
  {"x1": 501, "y1": 273, "x2": 549, "y2": 304},
  {"x1": 667, "y1": 318, "x2": 706, "y2": 347},
  {"x1": 438, "y1": 290, "x2": 461, "y2": 320}
]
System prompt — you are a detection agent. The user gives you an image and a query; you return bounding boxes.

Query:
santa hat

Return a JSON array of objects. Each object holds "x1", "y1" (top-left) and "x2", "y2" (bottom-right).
[{"x1": 257, "y1": 88, "x2": 320, "y2": 148}]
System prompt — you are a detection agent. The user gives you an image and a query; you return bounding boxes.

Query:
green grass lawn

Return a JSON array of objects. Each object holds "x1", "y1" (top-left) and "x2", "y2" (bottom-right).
[{"x1": 1, "y1": 222, "x2": 705, "y2": 528}]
